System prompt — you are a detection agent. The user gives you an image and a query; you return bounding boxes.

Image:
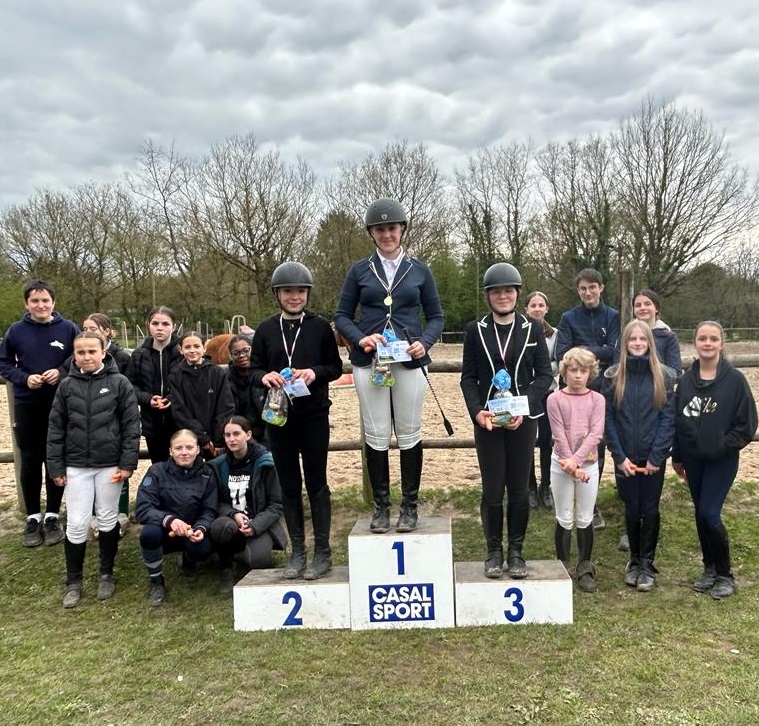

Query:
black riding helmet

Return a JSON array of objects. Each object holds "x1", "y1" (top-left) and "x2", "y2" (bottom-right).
[
  {"x1": 482, "y1": 262, "x2": 523, "y2": 290},
  {"x1": 271, "y1": 261, "x2": 314, "y2": 290},
  {"x1": 364, "y1": 198, "x2": 408, "y2": 230}
]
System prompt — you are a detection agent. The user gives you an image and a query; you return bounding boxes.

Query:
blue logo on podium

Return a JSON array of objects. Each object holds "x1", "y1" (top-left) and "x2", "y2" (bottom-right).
[{"x1": 368, "y1": 584, "x2": 435, "y2": 622}]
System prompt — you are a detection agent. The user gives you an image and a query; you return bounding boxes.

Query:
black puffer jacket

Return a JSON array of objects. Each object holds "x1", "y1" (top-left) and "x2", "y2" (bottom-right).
[
  {"x1": 125, "y1": 336, "x2": 182, "y2": 438},
  {"x1": 168, "y1": 359, "x2": 235, "y2": 448},
  {"x1": 135, "y1": 456, "x2": 219, "y2": 532},
  {"x1": 47, "y1": 357, "x2": 141, "y2": 478}
]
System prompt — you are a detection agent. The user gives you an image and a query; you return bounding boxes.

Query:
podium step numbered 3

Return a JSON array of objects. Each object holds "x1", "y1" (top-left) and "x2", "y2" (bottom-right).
[{"x1": 233, "y1": 516, "x2": 573, "y2": 631}]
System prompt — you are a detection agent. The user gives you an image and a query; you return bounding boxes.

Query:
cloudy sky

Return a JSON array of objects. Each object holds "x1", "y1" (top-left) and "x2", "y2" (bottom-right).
[{"x1": 2, "y1": 0, "x2": 758, "y2": 209}]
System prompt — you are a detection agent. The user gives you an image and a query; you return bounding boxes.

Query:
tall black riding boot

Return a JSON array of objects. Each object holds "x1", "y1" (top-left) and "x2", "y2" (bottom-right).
[
  {"x1": 63, "y1": 538, "x2": 87, "y2": 608},
  {"x1": 637, "y1": 512, "x2": 660, "y2": 592},
  {"x1": 397, "y1": 443, "x2": 423, "y2": 532},
  {"x1": 481, "y1": 501, "x2": 504, "y2": 578},
  {"x1": 576, "y1": 524, "x2": 596, "y2": 592},
  {"x1": 97, "y1": 523, "x2": 120, "y2": 600},
  {"x1": 305, "y1": 487, "x2": 332, "y2": 580},
  {"x1": 506, "y1": 499, "x2": 529, "y2": 579},
  {"x1": 365, "y1": 444, "x2": 391, "y2": 533},
  {"x1": 282, "y1": 492, "x2": 307, "y2": 579},
  {"x1": 554, "y1": 521, "x2": 571, "y2": 573}
]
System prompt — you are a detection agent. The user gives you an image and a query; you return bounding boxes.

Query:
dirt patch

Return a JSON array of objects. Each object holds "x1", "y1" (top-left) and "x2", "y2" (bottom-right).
[{"x1": 2, "y1": 342, "x2": 758, "y2": 511}]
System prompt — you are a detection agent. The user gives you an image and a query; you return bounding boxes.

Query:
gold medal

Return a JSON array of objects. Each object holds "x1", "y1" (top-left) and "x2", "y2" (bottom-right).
[{"x1": 383, "y1": 295, "x2": 393, "y2": 306}]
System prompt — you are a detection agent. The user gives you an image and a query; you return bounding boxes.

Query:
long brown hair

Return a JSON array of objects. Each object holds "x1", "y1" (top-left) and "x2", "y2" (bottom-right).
[
  {"x1": 612, "y1": 321, "x2": 666, "y2": 409},
  {"x1": 523, "y1": 291, "x2": 555, "y2": 337}
]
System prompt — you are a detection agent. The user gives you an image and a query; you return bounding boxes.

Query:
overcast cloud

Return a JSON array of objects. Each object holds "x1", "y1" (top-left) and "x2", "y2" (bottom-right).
[{"x1": 1, "y1": 0, "x2": 758, "y2": 208}]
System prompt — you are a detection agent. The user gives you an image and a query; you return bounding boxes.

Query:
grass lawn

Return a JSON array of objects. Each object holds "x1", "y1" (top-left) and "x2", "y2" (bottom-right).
[{"x1": 1, "y1": 478, "x2": 758, "y2": 726}]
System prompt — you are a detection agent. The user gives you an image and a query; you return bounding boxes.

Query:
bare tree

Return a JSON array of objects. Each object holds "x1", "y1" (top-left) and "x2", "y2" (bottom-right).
[
  {"x1": 455, "y1": 142, "x2": 537, "y2": 268},
  {"x1": 186, "y1": 133, "x2": 318, "y2": 312},
  {"x1": 325, "y1": 139, "x2": 452, "y2": 260},
  {"x1": 614, "y1": 98, "x2": 759, "y2": 296},
  {"x1": 534, "y1": 136, "x2": 620, "y2": 290}
]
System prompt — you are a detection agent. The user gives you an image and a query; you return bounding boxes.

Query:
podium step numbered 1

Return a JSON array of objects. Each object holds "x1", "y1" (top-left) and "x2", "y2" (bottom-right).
[{"x1": 233, "y1": 516, "x2": 572, "y2": 631}]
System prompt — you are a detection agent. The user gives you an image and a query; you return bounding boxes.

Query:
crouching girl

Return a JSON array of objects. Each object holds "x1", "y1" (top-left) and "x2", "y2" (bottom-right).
[
  {"x1": 135, "y1": 429, "x2": 219, "y2": 606},
  {"x1": 208, "y1": 417, "x2": 286, "y2": 595}
]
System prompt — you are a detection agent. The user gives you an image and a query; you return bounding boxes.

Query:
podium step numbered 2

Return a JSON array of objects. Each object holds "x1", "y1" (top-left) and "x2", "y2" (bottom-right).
[{"x1": 233, "y1": 516, "x2": 573, "y2": 631}]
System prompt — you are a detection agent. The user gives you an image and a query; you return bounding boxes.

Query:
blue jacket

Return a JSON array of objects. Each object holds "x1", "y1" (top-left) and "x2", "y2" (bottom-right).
[
  {"x1": 603, "y1": 357, "x2": 676, "y2": 468},
  {"x1": 0, "y1": 312, "x2": 79, "y2": 405},
  {"x1": 135, "y1": 456, "x2": 219, "y2": 533},
  {"x1": 555, "y1": 302, "x2": 620, "y2": 371},
  {"x1": 334, "y1": 251, "x2": 444, "y2": 368}
]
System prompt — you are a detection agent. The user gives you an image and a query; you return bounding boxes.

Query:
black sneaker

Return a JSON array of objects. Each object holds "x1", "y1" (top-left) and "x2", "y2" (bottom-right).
[
  {"x1": 23, "y1": 519, "x2": 43, "y2": 547},
  {"x1": 710, "y1": 575, "x2": 737, "y2": 600},
  {"x1": 528, "y1": 487, "x2": 539, "y2": 510},
  {"x1": 149, "y1": 577, "x2": 166, "y2": 606},
  {"x1": 692, "y1": 566, "x2": 717, "y2": 593},
  {"x1": 43, "y1": 517, "x2": 65, "y2": 546},
  {"x1": 618, "y1": 533, "x2": 630, "y2": 552}
]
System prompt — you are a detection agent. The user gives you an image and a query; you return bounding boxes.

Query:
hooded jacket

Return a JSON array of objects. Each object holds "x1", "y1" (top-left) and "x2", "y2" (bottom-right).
[
  {"x1": 168, "y1": 358, "x2": 235, "y2": 448},
  {"x1": 460, "y1": 312, "x2": 554, "y2": 422},
  {"x1": 208, "y1": 443, "x2": 286, "y2": 549},
  {"x1": 47, "y1": 356, "x2": 141, "y2": 478},
  {"x1": 603, "y1": 356, "x2": 677, "y2": 468},
  {"x1": 0, "y1": 311, "x2": 79, "y2": 405},
  {"x1": 135, "y1": 455, "x2": 219, "y2": 532},
  {"x1": 672, "y1": 357, "x2": 758, "y2": 463},
  {"x1": 125, "y1": 336, "x2": 183, "y2": 438}
]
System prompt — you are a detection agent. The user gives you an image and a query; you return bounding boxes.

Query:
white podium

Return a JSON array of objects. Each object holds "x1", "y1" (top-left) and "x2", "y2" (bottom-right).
[
  {"x1": 348, "y1": 516, "x2": 455, "y2": 630},
  {"x1": 454, "y1": 560, "x2": 573, "y2": 626},
  {"x1": 233, "y1": 566, "x2": 351, "y2": 631}
]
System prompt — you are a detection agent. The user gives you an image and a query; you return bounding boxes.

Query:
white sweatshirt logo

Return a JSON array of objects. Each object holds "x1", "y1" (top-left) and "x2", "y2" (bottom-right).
[{"x1": 682, "y1": 395, "x2": 718, "y2": 418}]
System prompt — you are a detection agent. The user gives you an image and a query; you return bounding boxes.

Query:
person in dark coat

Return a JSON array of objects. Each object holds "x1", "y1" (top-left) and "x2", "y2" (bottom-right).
[
  {"x1": 47, "y1": 331, "x2": 140, "y2": 607},
  {"x1": 672, "y1": 321, "x2": 758, "y2": 600},
  {"x1": 226, "y1": 333, "x2": 267, "y2": 443},
  {"x1": 168, "y1": 331, "x2": 235, "y2": 460},
  {"x1": 603, "y1": 321, "x2": 676, "y2": 592},
  {"x1": 251, "y1": 262, "x2": 342, "y2": 581},
  {"x1": 460, "y1": 263, "x2": 553, "y2": 580},
  {"x1": 334, "y1": 198, "x2": 444, "y2": 535},
  {"x1": 0, "y1": 279, "x2": 78, "y2": 547},
  {"x1": 125, "y1": 306, "x2": 183, "y2": 463},
  {"x1": 208, "y1": 416, "x2": 286, "y2": 594},
  {"x1": 135, "y1": 429, "x2": 219, "y2": 606}
]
